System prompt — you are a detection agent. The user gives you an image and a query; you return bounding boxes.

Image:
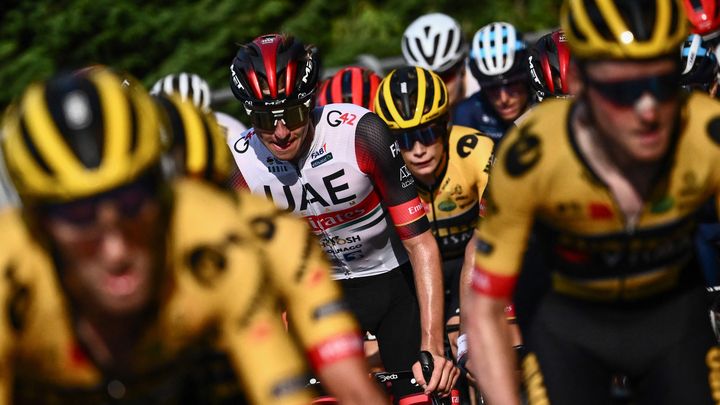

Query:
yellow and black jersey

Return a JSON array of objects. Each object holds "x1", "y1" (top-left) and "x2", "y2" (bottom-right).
[
  {"x1": 472, "y1": 94, "x2": 720, "y2": 301},
  {"x1": 0, "y1": 179, "x2": 361, "y2": 405},
  {"x1": 418, "y1": 125, "x2": 494, "y2": 259}
]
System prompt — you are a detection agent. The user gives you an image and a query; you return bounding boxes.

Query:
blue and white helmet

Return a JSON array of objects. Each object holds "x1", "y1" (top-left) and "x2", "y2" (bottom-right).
[
  {"x1": 469, "y1": 22, "x2": 528, "y2": 86},
  {"x1": 401, "y1": 13, "x2": 467, "y2": 74},
  {"x1": 151, "y1": 72, "x2": 212, "y2": 112},
  {"x1": 680, "y1": 34, "x2": 719, "y2": 92}
]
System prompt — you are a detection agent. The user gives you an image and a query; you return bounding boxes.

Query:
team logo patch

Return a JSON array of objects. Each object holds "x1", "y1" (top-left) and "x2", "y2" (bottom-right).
[
  {"x1": 311, "y1": 153, "x2": 333, "y2": 168},
  {"x1": 400, "y1": 165, "x2": 414, "y2": 188},
  {"x1": 505, "y1": 125, "x2": 541, "y2": 177},
  {"x1": 650, "y1": 196, "x2": 674, "y2": 213},
  {"x1": 438, "y1": 199, "x2": 457, "y2": 212},
  {"x1": 234, "y1": 131, "x2": 253, "y2": 154},
  {"x1": 708, "y1": 117, "x2": 720, "y2": 145},
  {"x1": 588, "y1": 202, "x2": 613, "y2": 219},
  {"x1": 475, "y1": 238, "x2": 494, "y2": 254}
]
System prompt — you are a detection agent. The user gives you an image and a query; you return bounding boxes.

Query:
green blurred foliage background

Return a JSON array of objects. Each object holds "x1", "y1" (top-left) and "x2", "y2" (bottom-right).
[{"x1": 0, "y1": 0, "x2": 562, "y2": 114}]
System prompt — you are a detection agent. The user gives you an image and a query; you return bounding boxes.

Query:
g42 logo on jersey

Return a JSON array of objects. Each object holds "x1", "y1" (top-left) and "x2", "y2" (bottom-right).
[
  {"x1": 327, "y1": 110, "x2": 357, "y2": 127},
  {"x1": 234, "y1": 130, "x2": 254, "y2": 154},
  {"x1": 505, "y1": 123, "x2": 541, "y2": 177}
]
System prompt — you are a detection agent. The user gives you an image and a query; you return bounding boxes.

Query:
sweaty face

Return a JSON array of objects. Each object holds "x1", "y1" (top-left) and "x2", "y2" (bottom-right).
[
  {"x1": 256, "y1": 120, "x2": 312, "y2": 162},
  {"x1": 484, "y1": 80, "x2": 529, "y2": 123},
  {"x1": 583, "y1": 59, "x2": 680, "y2": 163},
  {"x1": 43, "y1": 180, "x2": 165, "y2": 317}
]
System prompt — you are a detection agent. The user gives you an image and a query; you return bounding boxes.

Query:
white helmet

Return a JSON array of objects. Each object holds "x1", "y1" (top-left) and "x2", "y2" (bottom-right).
[
  {"x1": 469, "y1": 22, "x2": 528, "y2": 86},
  {"x1": 401, "y1": 13, "x2": 467, "y2": 74},
  {"x1": 151, "y1": 72, "x2": 212, "y2": 111}
]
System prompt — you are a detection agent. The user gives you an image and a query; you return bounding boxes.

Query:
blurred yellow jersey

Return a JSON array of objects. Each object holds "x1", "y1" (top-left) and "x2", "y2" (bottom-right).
[
  {"x1": 0, "y1": 179, "x2": 361, "y2": 404},
  {"x1": 473, "y1": 94, "x2": 720, "y2": 301}
]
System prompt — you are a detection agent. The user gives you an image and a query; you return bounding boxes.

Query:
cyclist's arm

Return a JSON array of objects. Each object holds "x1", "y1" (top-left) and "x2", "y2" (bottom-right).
[
  {"x1": 466, "y1": 125, "x2": 539, "y2": 405},
  {"x1": 355, "y1": 113, "x2": 455, "y2": 394},
  {"x1": 219, "y1": 247, "x2": 314, "y2": 405},
  {"x1": 236, "y1": 192, "x2": 388, "y2": 404}
]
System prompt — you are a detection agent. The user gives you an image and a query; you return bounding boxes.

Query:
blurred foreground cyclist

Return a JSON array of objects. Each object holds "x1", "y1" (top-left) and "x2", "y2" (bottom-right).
[
  {"x1": 0, "y1": 68, "x2": 358, "y2": 404},
  {"x1": 467, "y1": 0, "x2": 720, "y2": 404}
]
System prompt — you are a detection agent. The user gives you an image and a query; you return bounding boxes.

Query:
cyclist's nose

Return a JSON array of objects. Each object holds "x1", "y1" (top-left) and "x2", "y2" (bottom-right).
[
  {"x1": 635, "y1": 93, "x2": 660, "y2": 122},
  {"x1": 274, "y1": 120, "x2": 291, "y2": 140}
]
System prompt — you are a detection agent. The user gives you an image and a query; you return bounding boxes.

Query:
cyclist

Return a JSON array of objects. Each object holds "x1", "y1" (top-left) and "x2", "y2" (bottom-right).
[
  {"x1": 467, "y1": 0, "x2": 719, "y2": 403},
  {"x1": 680, "y1": 34, "x2": 719, "y2": 96},
  {"x1": 374, "y1": 65, "x2": 493, "y2": 348},
  {"x1": 152, "y1": 74, "x2": 388, "y2": 405},
  {"x1": 317, "y1": 66, "x2": 382, "y2": 111},
  {"x1": 402, "y1": 13, "x2": 468, "y2": 109},
  {"x1": 228, "y1": 33, "x2": 458, "y2": 403},
  {"x1": 454, "y1": 22, "x2": 531, "y2": 142},
  {"x1": 153, "y1": 93, "x2": 233, "y2": 185},
  {"x1": 527, "y1": 29, "x2": 573, "y2": 103},
  {"x1": 375, "y1": 65, "x2": 494, "y2": 404},
  {"x1": 0, "y1": 68, "x2": 332, "y2": 404},
  {"x1": 151, "y1": 72, "x2": 248, "y2": 142}
]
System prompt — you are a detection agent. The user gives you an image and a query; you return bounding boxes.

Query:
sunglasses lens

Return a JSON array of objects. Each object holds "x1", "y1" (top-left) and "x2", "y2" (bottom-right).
[
  {"x1": 41, "y1": 174, "x2": 157, "y2": 226},
  {"x1": 250, "y1": 110, "x2": 277, "y2": 132},
  {"x1": 590, "y1": 73, "x2": 679, "y2": 106},
  {"x1": 396, "y1": 123, "x2": 445, "y2": 151},
  {"x1": 398, "y1": 132, "x2": 416, "y2": 151},
  {"x1": 283, "y1": 103, "x2": 310, "y2": 130},
  {"x1": 251, "y1": 103, "x2": 310, "y2": 132}
]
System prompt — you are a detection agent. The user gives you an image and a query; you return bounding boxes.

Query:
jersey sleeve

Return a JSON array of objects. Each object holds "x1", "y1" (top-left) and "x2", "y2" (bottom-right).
[
  {"x1": 354, "y1": 112, "x2": 430, "y2": 239},
  {"x1": 219, "y1": 242, "x2": 315, "y2": 405},
  {"x1": 472, "y1": 123, "x2": 541, "y2": 299},
  {"x1": 236, "y1": 192, "x2": 364, "y2": 371},
  {"x1": 452, "y1": 127, "x2": 495, "y2": 211},
  {"x1": 228, "y1": 165, "x2": 249, "y2": 190}
]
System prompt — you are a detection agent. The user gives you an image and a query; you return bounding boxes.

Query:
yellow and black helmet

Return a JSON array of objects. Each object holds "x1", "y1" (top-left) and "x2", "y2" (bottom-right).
[
  {"x1": 561, "y1": 0, "x2": 688, "y2": 60},
  {"x1": 1, "y1": 68, "x2": 163, "y2": 203},
  {"x1": 153, "y1": 94, "x2": 231, "y2": 185},
  {"x1": 374, "y1": 66, "x2": 449, "y2": 130}
]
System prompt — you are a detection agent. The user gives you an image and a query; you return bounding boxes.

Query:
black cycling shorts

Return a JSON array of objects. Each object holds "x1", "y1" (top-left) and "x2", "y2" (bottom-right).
[
  {"x1": 442, "y1": 255, "x2": 464, "y2": 324},
  {"x1": 522, "y1": 285, "x2": 718, "y2": 405},
  {"x1": 339, "y1": 262, "x2": 422, "y2": 400}
]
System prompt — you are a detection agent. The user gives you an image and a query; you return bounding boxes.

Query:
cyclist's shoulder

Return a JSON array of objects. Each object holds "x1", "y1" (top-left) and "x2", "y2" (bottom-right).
[
  {"x1": 214, "y1": 111, "x2": 247, "y2": 142},
  {"x1": 171, "y1": 178, "x2": 292, "y2": 240},
  {"x1": 448, "y1": 125, "x2": 494, "y2": 167},
  {"x1": 681, "y1": 92, "x2": 720, "y2": 144},
  {"x1": 0, "y1": 208, "x2": 49, "y2": 272}
]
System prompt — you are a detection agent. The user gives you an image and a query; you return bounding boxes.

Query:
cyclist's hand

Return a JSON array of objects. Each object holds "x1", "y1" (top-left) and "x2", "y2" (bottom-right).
[{"x1": 412, "y1": 352, "x2": 460, "y2": 397}]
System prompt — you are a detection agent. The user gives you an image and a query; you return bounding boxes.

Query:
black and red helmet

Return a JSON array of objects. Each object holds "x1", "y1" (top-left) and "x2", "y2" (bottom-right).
[
  {"x1": 230, "y1": 34, "x2": 320, "y2": 110},
  {"x1": 528, "y1": 29, "x2": 572, "y2": 102},
  {"x1": 317, "y1": 66, "x2": 382, "y2": 111},
  {"x1": 683, "y1": 0, "x2": 720, "y2": 37}
]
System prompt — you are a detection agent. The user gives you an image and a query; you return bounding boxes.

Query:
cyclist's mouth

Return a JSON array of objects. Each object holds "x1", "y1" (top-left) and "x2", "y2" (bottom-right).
[
  {"x1": 270, "y1": 137, "x2": 296, "y2": 152},
  {"x1": 104, "y1": 269, "x2": 141, "y2": 297}
]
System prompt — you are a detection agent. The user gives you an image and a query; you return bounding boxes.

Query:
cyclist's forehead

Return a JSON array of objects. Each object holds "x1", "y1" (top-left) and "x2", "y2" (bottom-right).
[{"x1": 584, "y1": 58, "x2": 678, "y2": 81}]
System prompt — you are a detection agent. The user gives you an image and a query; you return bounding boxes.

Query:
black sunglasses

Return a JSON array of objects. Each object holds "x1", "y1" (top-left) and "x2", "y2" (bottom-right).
[
  {"x1": 585, "y1": 72, "x2": 680, "y2": 107},
  {"x1": 250, "y1": 102, "x2": 311, "y2": 132},
  {"x1": 41, "y1": 174, "x2": 159, "y2": 226},
  {"x1": 394, "y1": 121, "x2": 448, "y2": 151}
]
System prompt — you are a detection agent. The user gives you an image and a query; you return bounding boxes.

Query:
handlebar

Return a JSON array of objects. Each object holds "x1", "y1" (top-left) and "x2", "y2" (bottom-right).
[{"x1": 419, "y1": 351, "x2": 442, "y2": 405}]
